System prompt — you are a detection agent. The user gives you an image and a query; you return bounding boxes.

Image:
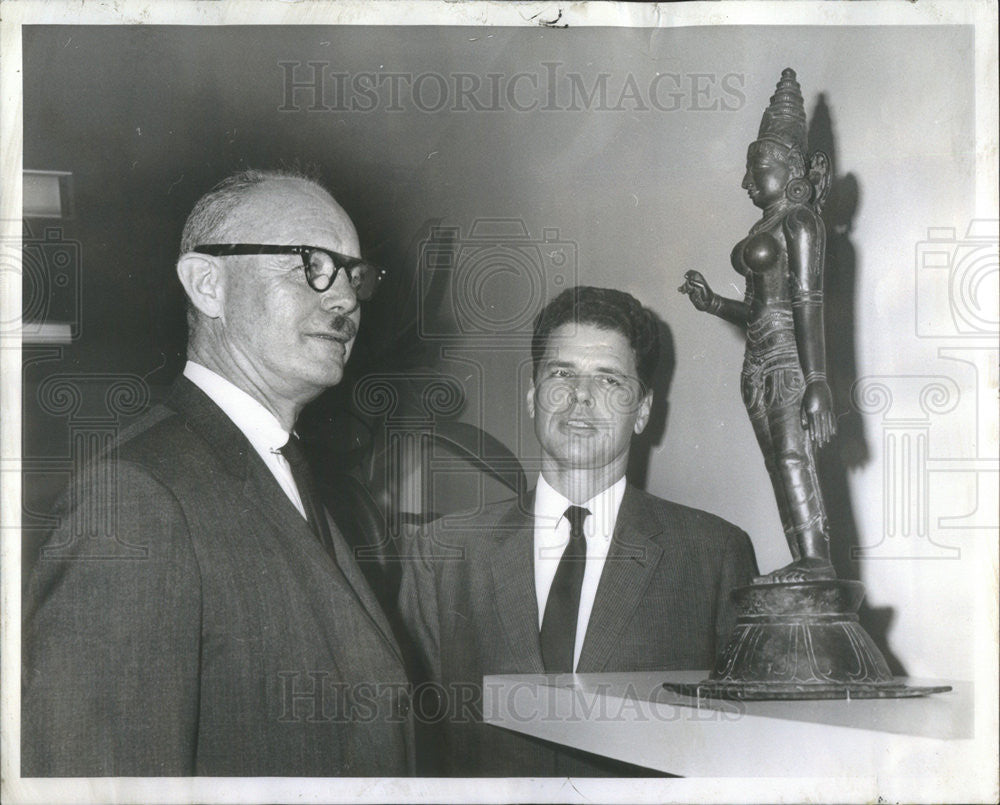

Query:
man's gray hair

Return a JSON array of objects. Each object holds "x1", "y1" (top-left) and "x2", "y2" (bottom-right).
[
  {"x1": 178, "y1": 167, "x2": 322, "y2": 256},
  {"x1": 178, "y1": 167, "x2": 324, "y2": 338}
]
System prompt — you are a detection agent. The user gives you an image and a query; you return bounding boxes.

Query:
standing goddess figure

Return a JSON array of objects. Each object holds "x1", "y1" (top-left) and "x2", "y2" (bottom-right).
[{"x1": 680, "y1": 68, "x2": 836, "y2": 583}]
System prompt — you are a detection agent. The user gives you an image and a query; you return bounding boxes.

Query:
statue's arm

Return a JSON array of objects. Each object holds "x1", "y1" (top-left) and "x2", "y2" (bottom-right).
[
  {"x1": 786, "y1": 207, "x2": 836, "y2": 445},
  {"x1": 678, "y1": 270, "x2": 749, "y2": 328}
]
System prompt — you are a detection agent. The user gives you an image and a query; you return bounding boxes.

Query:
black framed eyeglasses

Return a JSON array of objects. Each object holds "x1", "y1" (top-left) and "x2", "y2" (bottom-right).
[{"x1": 192, "y1": 243, "x2": 387, "y2": 300}]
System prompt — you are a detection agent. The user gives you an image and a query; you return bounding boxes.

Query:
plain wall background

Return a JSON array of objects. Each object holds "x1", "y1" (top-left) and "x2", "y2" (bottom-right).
[{"x1": 21, "y1": 23, "x2": 991, "y2": 681}]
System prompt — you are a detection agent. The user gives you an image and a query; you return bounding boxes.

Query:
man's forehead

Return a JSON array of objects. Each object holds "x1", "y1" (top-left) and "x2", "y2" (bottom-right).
[
  {"x1": 227, "y1": 178, "x2": 357, "y2": 247},
  {"x1": 541, "y1": 323, "x2": 636, "y2": 368}
]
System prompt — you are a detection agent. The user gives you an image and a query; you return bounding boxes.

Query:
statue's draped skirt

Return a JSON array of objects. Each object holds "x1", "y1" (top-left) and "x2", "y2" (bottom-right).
[{"x1": 741, "y1": 303, "x2": 827, "y2": 546}]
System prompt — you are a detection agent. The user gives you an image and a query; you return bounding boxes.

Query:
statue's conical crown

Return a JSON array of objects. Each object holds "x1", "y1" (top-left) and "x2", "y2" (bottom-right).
[{"x1": 757, "y1": 68, "x2": 807, "y2": 153}]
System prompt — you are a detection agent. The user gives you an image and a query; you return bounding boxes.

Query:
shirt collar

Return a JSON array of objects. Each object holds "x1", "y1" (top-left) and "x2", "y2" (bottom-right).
[
  {"x1": 534, "y1": 473, "x2": 627, "y2": 538},
  {"x1": 183, "y1": 361, "x2": 291, "y2": 454}
]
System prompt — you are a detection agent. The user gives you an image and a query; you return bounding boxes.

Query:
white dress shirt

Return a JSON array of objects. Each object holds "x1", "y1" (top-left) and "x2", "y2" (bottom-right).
[
  {"x1": 533, "y1": 474, "x2": 626, "y2": 672},
  {"x1": 183, "y1": 361, "x2": 307, "y2": 519}
]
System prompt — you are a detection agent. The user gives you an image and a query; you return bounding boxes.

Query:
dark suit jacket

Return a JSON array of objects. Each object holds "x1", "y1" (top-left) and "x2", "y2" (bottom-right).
[
  {"x1": 22, "y1": 377, "x2": 413, "y2": 777},
  {"x1": 397, "y1": 486, "x2": 757, "y2": 776}
]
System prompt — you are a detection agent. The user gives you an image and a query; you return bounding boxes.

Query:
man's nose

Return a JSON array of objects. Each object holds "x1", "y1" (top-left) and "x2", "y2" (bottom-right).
[
  {"x1": 320, "y1": 266, "x2": 359, "y2": 312},
  {"x1": 741, "y1": 171, "x2": 753, "y2": 189},
  {"x1": 570, "y1": 377, "x2": 594, "y2": 406}
]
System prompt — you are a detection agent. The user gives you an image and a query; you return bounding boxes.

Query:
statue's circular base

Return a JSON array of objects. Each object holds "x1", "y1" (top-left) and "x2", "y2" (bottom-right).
[
  {"x1": 663, "y1": 679, "x2": 952, "y2": 701},
  {"x1": 688, "y1": 579, "x2": 952, "y2": 700}
]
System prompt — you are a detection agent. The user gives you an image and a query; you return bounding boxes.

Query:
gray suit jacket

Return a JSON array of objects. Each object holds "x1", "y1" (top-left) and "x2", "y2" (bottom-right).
[
  {"x1": 397, "y1": 487, "x2": 757, "y2": 776},
  {"x1": 22, "y1": 377, "x2": 413, "y2": 777}
]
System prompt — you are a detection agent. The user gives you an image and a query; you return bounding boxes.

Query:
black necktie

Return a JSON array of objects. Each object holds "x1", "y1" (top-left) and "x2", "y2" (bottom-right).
[
  {"x1": 540, "y1": 505, "x2": 590, "y2": 673},
  {"x1": 280, "y1": 434, "x2": 335, "y2": 557}
]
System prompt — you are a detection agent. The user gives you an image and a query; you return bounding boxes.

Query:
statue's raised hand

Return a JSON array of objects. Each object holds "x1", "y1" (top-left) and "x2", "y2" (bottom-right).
[
  {"x1": 678, "y1": 270, "x2": 716, "y2": 312},
  {"x1": 800, "y1": 380, "x2": 837, "y2": 446}
]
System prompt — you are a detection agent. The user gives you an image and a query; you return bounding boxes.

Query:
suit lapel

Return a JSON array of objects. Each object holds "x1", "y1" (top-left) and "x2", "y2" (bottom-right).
[
  {"x1": 165, "y1": 376, "x2": 325, "y2": 550},
  {"x1": 165, "y1": 375, "x2": 254, "y2": 478},
  {"x1": 246, "y1": 459, "x2": 405, "y2": 663},
  {"x1": 577, "y1": 486, "x2": 664, "y2": 672},
  {"x1": 239, "y1": 432, "x2": 405, "y2": 663},
  {"x1": 489, "y1": 498, "x2": 545, "y2": 674},
  {"x1": 325, "y1": 513, "x2": 405, "y2": 662},
  {"x1": 166, "y1": 376, "x2": 403, "y2": 661},
  {"x1": 243, "y1": 454, "x2": 316, "y2": 550}
]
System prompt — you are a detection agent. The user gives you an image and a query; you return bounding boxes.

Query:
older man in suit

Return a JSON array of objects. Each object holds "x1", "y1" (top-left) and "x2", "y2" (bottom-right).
[
  {"x1": 398, "y1": 286, "x2": 758, "y2": 776},
  {"x1": 22, "y1": 169, "x2": 412, "y2": 776}
]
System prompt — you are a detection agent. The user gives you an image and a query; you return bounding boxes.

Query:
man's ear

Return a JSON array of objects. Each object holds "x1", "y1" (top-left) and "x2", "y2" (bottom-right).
[
  {"x1": 176, "y1": 253, "x2": 225, "y2": 319},
  {"x1": 526, "y1": 382, "x2": 535, "y2": 419},
  {"x1": 633, "y1": 391, "x2": 653, "y2": 435}
]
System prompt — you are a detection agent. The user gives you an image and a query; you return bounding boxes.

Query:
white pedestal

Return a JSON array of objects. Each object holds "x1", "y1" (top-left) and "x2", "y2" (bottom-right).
[{"x1": 482, "y1": 671, "x2": 970, "y2": 777}]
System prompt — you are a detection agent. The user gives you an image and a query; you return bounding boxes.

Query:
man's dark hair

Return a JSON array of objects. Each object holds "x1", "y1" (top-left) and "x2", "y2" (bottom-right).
[{"x1": 531, "y1": 286, "x2": 660, "y2": 388}]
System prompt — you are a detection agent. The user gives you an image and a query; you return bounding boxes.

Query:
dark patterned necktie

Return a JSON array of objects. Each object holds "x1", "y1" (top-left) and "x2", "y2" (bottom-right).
[
  {"x1": 540, "y1": 505, "x2": 590, "y2": 673},
  {"x1": 280, "y1": 434, "x2": 335, "y2": 557}
]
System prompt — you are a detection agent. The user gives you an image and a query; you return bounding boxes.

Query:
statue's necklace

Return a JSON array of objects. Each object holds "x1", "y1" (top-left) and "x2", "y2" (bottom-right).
[{"x1": 750, "y1": 201, "x2": 791, "y2": 236}]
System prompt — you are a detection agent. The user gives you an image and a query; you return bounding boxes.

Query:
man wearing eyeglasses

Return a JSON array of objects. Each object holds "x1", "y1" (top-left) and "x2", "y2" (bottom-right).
[
  {"x1": 398, "y1": 286, "x2": 758, "y2": 776},
  {"x1": 22, "y1": 170, "x2": 412, "y2": 776}
]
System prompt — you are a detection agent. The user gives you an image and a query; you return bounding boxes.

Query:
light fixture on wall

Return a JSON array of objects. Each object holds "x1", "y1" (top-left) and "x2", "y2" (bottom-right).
[
  {"x1": 22, "y1": 169, "x2": 76, "y2": 344},
  {"x1": 24, "y1": 169, "x2": 74, "y2": 219}
]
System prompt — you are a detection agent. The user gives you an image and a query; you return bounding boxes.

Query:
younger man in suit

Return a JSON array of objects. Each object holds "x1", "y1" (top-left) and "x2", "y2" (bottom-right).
[{"x1": 398, "y1": 285, "x2": 758, "y2": 776}]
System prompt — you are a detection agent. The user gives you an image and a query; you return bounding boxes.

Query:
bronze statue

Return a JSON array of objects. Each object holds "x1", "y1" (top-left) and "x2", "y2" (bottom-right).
[
  {"x1": 664, "y1": 69, "x2": 951, "y2": 700},
  {"x1": 680, "y1": 68, "x2": 836, "y2": 584}
]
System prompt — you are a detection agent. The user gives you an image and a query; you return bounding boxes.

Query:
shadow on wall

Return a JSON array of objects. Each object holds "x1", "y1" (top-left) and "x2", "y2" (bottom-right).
[
  {"x1": 627, "y1": 315, "x2": 676, "y2": 491},
  {"x1": 809, "y1": 94, "x2": 904, "y2": 675},
  {"x1": 303, "y1": 220, "x2": 534, "y2": 611}
]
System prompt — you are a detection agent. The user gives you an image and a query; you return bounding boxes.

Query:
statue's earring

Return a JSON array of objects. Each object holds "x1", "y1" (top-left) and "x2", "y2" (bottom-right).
[{"x1": 785, "y1": 177, "x2": 812, "y2": 204}]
